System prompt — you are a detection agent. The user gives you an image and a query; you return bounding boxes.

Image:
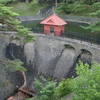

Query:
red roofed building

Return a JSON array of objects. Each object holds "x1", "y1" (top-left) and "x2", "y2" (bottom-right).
[{"x1": 40, "y1": 14, "x2": 67, "y2": 36}]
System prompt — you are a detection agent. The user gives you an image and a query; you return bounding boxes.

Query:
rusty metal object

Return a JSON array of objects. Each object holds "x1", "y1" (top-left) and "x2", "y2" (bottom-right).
[{"x1": 7, "y1": 70, "x2": 35, "y2": 100}]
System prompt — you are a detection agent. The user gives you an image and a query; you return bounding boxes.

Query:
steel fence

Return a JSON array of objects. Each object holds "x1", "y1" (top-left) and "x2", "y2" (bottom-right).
[
  {"x1": 65, "y1": 31, "x2": 100, "y2": 45},
  {"x1": 32, "y1": 29, "x2": 100, "y2": 45}
]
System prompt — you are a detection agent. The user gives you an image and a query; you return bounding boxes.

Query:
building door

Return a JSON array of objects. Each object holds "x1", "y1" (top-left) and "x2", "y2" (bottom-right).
[{"x1": 50, "y1": 27, "x2": 54, "y2": 33}]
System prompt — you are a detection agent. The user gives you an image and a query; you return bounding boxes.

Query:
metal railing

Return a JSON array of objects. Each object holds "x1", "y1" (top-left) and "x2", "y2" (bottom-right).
[
  {"x1": 32, "y1": 29, "x2": 100, "y2": 45},
  {"x1": 65, "y1": 31, "x2": 100, "y2": 45}
]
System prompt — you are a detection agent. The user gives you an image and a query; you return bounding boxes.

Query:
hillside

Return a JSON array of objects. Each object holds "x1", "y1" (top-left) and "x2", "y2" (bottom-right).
[{"x1": 7, "y1": 2, "x2": 48, "y2": 16}]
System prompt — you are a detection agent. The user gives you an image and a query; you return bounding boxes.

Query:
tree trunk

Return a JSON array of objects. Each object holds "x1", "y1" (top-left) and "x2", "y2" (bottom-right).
[{"x1": 0, "y1": 19, "x2": 18, "y2": 31}]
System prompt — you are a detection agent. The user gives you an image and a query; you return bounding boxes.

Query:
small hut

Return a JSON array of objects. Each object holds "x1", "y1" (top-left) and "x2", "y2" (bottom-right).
[{"x1": 40, "y1": 14, "x2": 67, "y2": 36}]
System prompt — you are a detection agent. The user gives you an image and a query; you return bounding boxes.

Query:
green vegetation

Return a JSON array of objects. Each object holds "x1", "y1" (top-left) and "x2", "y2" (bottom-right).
[
  {"x1": 27, "y1": 76, "x2": 71, "y2": 100},
  {"x1": 81, "y1": 21, "x2": 100, "y2": 34},
  {"x1": 0, "y1": 3, "x2": 35, "y2": 43},
  {"x1": 55, "y1": 2, "x2": 99, "y2": 17},
  {"x1": 70, "y1": 61, "x2": 100, "y2": 100},
  {"x1": 26, "y1": 61, "x2": 100, "y2": 100},
  {"x1": 0, "y1": 57, "x2": 26, "y2": 97},
  {"x1": 29, "y1": 0, "x2": 38, "y2": 10},
  {"x1": 55, "y1": 79, "x2": 71, "y2": 98},
  {"x1": 0, "y1": 0, "x2": 15, "y2": 5},
  {"x1": 0, "y1": 58, "x2": 26, "y2": 71},
  {"x1": 34, "y1": 76, "x2": 57, "y2": 100},
  {"x1": 81, "y1": 2, "x2": 100, "y2": 34},
  {"x1": 7, "y1": 2, "x2": 48, "y2": 16},
  {"x1": 55, "y1": 1, "x2": 100, "y2": 35},
  {"x1": 7, "y1": 2, "x2": 35, "y2": 16},
  {"x1": 1, "y1": 0, "x2": 100, "y2": 99},
  {"x1": 4, "y1": 59, "x2": 26, "y2": 71}
]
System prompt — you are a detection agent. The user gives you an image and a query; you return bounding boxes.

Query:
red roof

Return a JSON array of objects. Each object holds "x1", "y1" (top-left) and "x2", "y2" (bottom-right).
[{"x1": 40, "y1": 14, "x2": 67, "y2": 26}]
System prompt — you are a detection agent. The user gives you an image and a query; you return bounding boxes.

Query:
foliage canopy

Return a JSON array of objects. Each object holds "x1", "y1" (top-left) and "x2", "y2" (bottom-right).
[
  {"x1": 81, "y1": 2, "x2": 100, "y2": 34},
  {"x1": 34, "y1": 76, "x2": 57, "y2": 100},
  {"x1": 70, "y1": 61, "x2": 100, "y2": 100},
  {"x1": 0, "y1": 57, "x2": 26, "y2": 71},
  {"x1": 0, "y1": 3, "x2": 35, "y2": 43}
]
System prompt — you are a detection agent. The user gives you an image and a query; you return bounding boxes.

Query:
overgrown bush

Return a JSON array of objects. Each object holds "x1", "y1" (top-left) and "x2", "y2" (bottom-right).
[
  {"x1": 0, "y1": 0, "x2": 15, "y2": 5},
  {"x1": 72, "y1": 4, "x2": 87, "y2": 14},
  {"x1": 34, "y1": 76, "x2": 57, "y2": 100},
  {"x1": 92, "y1": 2, "x2": 100, "y2": 10},
  {"x1": 29, "y1": 0, "x2": 38, "y2": 10},
  {"x1": 90, "y1": 10, "x2": 100, "y2": 17},
  {"x1": 70, "y1": 61, "x2": 100, "y2": 100},
  {"x1": 57, "y1": 3, "x2": 73, "y2": 14},
  {"x1": 84, "y1": 1, "x2": 94, "y2": 5},
  {"x1": 55, "y1": 79, "x2": 71, "y2": 98}
]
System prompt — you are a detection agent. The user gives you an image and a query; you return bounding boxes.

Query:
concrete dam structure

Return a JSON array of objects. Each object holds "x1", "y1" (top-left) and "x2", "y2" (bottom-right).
[{"x1": 0, "y1": 32, "x2": 100, "y2": 99}]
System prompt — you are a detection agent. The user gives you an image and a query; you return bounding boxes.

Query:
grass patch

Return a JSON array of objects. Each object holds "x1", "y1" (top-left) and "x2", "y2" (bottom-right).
[{"x1": 7, "y1": 2, "x2": 48, "y2": 16}]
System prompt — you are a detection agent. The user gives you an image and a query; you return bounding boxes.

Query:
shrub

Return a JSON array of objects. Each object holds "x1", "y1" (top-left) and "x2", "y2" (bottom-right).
[
  {"x1": 90, "y1": 10, "x2": 100, "y2": 17},
  {"x1": 84, "y1": 1, "x2": 94, "y2": 5},
  {"x1": 34, "y1": 76, "x2": 57, "y2": 100},
  {"x1": 0, "y1": 0, "x2": 15, "y2": 5},
  {"x1": 55, "y1": 79, "x2": 71, "y2": 98},
  {"x1": 72, "y1": 4, "x2": 87, "y2": 14},
  {"x1": 57, "y1": 3, "x2": 73, "y2": 14},
  {"x1": 29, "y1": 0, "x2": 38, "y2": 10},
  {"x1": 70, "y1": 61, "x2": 100, "y2": 100},
  {"x1": 92, "y1": 2, "x2": 100, "y2": 10}
]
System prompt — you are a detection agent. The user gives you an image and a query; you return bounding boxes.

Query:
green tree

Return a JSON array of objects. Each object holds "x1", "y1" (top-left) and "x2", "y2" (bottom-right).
[
  {"x1": 0, "y1": 57, "x2": 26, "y2": 71},
  {"x1": 90, "y1": 10, "x2": 100, "y2": 17},
  {"x1": 0, "y1": 3, "x2": 35, "y2": 43},
  {"x1": 70, "y1": 61, "x2": 100, "y2": 100},
  {"x1": 81, "y1": 21, "x2": 100, "y2": 33},
  {"x1": 82, "y1": 2, "x2": 100, "y2": 34},
  {"x1": 0, "y1": 0, "x2": 15, "y2": 5},
  {"x1": 57, "y1": 2, "x2": 73, "y2": 14},
  {"x1": 92, "y1": 2, "x2": 100, "y2": 10},
  {"x1": 29, "y1": 0, "x2": 38, "y2": 10},
  {"x1": 55, "y1": 79, "x2": 71, "y2": 98},
  {"x1": 71, "y1": 0, "x2": 88, "y2": 15},
  {"x1": 34, "y1": 76, "x2": 57, "y2": 100}
]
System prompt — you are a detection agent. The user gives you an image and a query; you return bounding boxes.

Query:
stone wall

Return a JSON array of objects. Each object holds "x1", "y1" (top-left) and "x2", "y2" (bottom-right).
[
  {"x1": 23, "y1": 34, "x2": 100, "y2": 80},
  {"x1": 0, "y1": 32, "x2": 100, "y2": 99}
]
